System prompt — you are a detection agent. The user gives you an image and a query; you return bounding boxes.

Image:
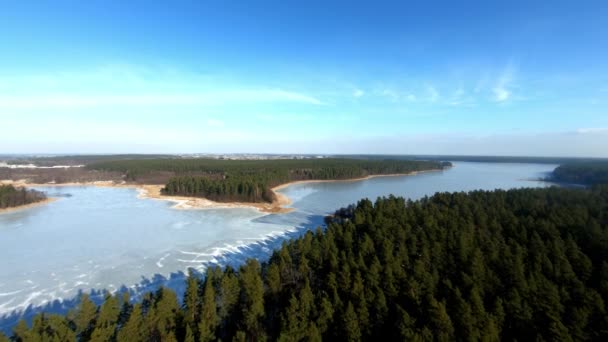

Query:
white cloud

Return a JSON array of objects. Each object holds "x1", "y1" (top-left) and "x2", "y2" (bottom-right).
[
  {"x1": 493, "y1": 64, "x2": 516, "y2": 102},
  {"x1": 353, "y1": 88, "x2": 365, "y2": 98},
  {"x1": 493, "y1": 87, "x2": 511, "y2": 102}
]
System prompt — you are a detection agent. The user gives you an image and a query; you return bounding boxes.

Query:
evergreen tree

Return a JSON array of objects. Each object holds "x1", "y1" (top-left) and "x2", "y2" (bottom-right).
[
  {"x1": 117, "y1": 303, "x2": 145, "y2": 342},
  {"x1": 239, "y1": 259, "x2": 265, "y2": 340},
  {"x1": 72, "y1": 293, "x2": 97, "y2": 340},
  {"x1": 342, "y1": 302, "x2": 361, "y2": 342},
  {"x1": 199, "y1": 272, "x2": 218, "y2": 342},
  {"x1": 183, "y1": 270, "x2": 200, "y2": 333}
]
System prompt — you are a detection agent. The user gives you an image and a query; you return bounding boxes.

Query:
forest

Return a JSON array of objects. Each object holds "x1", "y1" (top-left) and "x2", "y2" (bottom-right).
[
  {"x1": 552, "y1": 162, "x2": 608, "y2": 185},
  {"x1": 0, "y1": 185, "x2": 46, "y2": 209},
  {"x1": 88, "y1": 158, "x2": 448, "y2": 203},
  {"x1": 5, "y1": 185, "x2": 608, "y2": 341}
]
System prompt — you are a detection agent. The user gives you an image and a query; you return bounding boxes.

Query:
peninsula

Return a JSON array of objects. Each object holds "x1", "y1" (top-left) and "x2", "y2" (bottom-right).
[
  {"x1": 0, "y1": 184, "x2": 50, "y2": 213},
  {"x1": 0, "y1": 156, "x2": 452, "y2": 213}
]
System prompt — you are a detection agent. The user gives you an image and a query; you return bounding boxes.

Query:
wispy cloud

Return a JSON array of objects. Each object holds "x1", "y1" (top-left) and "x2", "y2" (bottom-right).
[
  {"x1": 492, "y1": 64, "x2": 516, "y2": 102},
  {"x1": 0, "y1": 66, "x2": 323, "y2": 109},
  {"x1": 0, "y1": 89, "x2": 323, "y2": 109},
  {"x1": 374, "y1": 87, "x2": 417, "y2": 103},
  {"x1": 447, "y1": 86, "x2": 476, "y2": 107},
  {"x1": 576, "y1": 127, "x2": 608, "y2": 134},
  {"x1": 353, "y1": 88, "x2": 365, "y2": 98},
  {"x1": 426, "y1": 85, "x2": 439, "y2": 102}
]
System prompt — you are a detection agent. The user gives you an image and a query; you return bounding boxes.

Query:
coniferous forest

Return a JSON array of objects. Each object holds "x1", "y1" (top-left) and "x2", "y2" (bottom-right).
[
  {"x1": 552, "y1": 162, "x2": 608, "y2": 185},
  {"x1": 5, "y1": 185, "x2": 608, "y2": 341},
  {"x1": 89, "y1": 158, "x2": 449, "y2": 203},
  {"x1": 0, "y1": 185, "x2": 46, "y2": 209}
]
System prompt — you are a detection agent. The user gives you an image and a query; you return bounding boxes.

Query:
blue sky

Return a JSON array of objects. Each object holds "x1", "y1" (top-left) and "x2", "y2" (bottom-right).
[{"x1": 1, "y1": 1, "x2": 607, "y2": 156}]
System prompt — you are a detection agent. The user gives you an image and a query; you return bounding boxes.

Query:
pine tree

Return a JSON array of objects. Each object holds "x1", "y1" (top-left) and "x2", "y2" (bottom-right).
[
  {"x1": 117, "y1": 303, "x2": 145, "y2": 342},
  {"x1": 12, "y1": 319, "x2": 31, "y2": 342},
  {"x1": 183, "y1": 272, "x2": 200, "y2": 332},
  {"x1": 342, "y1": 302, "x2": 361, "y2": 342},
  {"x1": 72, "y1": 293, "x2": 97, "y2": 339},
  {"x1": 199, "y1": 274, "x2": 218, "y2": 342},
  {"x1": 91, "y1": 293, "x2": 121, "y2": 341},
  {"x1": 239, "y1": 259, "x2": 265, "y2": 340},
  {"x1": 149, "y1": 288, "x2": 180, "y2": 341},
  {"x1": 184, "y1": 325, "x2": 195, "y2": 342}
]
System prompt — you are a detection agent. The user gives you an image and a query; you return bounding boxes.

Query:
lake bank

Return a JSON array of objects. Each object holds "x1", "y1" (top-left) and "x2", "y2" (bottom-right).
[
  {"x1": 272, "y1": 168, "x2": 446, "y2": 191},
  {"x1": 0, "y1": 162, "x2": 557, "y2": 321},
  {"x1": 0, "y1": 197, "x2": 57, "y2": 214},
  {"x1": 0, "y1": 169, "x2": 444, "y2": 214}
]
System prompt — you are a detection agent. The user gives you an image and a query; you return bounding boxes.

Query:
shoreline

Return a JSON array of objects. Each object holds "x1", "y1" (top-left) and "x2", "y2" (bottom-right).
[
  {"x1": 271, "y1": 169, "x2": 443, "y2": 191},
  {"x1": 0, "y1": 197, "x2": 57, "y2": 214},
  {"x1": 0, "y1": 168, "x2": 445, "y2": 214}
]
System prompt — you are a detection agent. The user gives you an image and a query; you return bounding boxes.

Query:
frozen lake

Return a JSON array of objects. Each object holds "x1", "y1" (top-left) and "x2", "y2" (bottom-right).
[{"x1": 0, "y1": 162, "x2": 557, "y2": 325}]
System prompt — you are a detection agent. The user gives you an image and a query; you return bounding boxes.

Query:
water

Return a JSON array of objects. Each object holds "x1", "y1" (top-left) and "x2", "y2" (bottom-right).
[{"x1": 0, "y1": 162, "x2": 556, "y2": 326}]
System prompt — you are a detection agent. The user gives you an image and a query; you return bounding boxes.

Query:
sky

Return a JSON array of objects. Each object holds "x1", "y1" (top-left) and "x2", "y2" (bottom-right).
[{"x1": 0, "y1": 1, "x2": 607, "y2": 156}]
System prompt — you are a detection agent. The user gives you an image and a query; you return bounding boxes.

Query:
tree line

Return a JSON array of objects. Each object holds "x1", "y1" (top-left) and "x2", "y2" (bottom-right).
[
  {"x1": 5, "y1": 185, "x2": 608, "y2": 341},
  {"x1": 89, "y1": 158, "x2": 448, "y2": 181},
  {"x1": 0, "y1": 185, "x2": 46, "y2": 209},
  {"x1": 91, "y1": 158, "x2": 448, "y2": 203},
  {"x1": 552, "y1": 162, "x2": 608, "y2": 185}
]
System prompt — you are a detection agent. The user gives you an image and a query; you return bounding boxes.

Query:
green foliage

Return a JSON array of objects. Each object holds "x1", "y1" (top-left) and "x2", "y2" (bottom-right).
[
  {"x1": 116, "y1": 303, "x2": 144, "y2": 342},
  {"x1": 239, "y1": 259, "x2": 266, "y2": 340},
  {"x1": 0, "y1": 184, "x2": 46, "y2": 209},
  {"x1": 8, "y1": 186, "x2": 608, "y2": 341},
  {"x1": 90, "y1": 158, "x2": 447, "y2": 203},
  {"x1": 71, "y1": 293, "x2": 97, "y2": 339},
  {"x1": 198, "y1": 271, "x2": 218, "y2": 342},
  {"x1": 552, "y1": 161, "x2": 608, "y2": 185}
]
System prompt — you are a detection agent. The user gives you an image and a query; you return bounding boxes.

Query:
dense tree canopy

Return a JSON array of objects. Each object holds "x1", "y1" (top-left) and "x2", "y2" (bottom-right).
[
  {"x1": 89, "y1": 158, "x2": 447, "y2": 203},
  {"x1": 552, "y1": 162, "x2": 608, "y2": 185},
  {"x1": 7, "y1": 185, "x2": 608, "y2": 341},
  {"x1": 0, "y1": 185, "x2": 46, "y2": 209}
]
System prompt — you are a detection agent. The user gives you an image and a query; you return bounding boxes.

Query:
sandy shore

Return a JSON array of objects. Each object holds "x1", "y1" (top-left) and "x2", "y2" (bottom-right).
[
  {"x1": 134, "y1": 184, "x2": 293, "y2": 214},
  {"x1": 0, "y1": 197, "x2": 57, "y2": 214},
  {"x1": 0, "y1": 168, "x2": 444, "y2": 214},
  {"x1": 0, "y1": 180, "x2": 293, "y2": 214}
]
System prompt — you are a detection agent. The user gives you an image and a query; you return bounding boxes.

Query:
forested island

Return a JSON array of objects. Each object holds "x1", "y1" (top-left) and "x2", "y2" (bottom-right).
[
  {"x1": 0, "y1": 184, "x2": 47, "y2": 210},
  {"x1": 552, "y1": 162, "x2": 608, "y2": 185},
  {"x1": 89, "y1": 158, "x2": 450, "y2": 203},
  {"x1": 4, "y1": 185, "x2": 607, "y2": 341}
]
